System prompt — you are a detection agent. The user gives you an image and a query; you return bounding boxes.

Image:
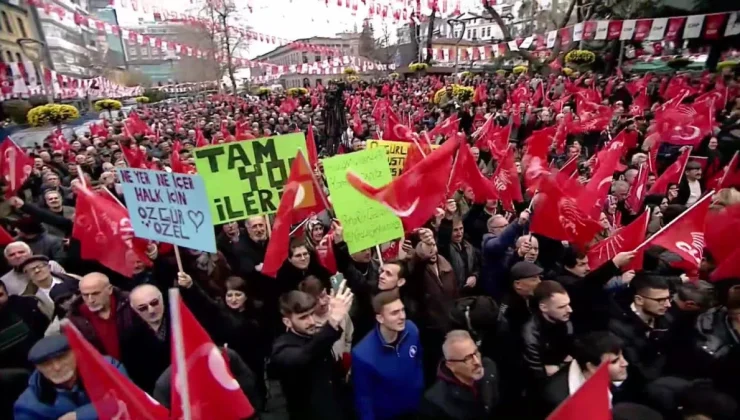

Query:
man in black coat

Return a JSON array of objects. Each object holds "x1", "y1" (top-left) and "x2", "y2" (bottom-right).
[
  {"x1": 609, "y1": 274, "x2": 675, "y2": 385},
  {"x1": 538, "y1": 331, "x2": 635, "y2": 418},
  {"x1": 216, "y1": 217, "x2": 269, "y2": 295},
  {"x1": 269, "y1": 285, "x2": 354, "y2": 420},
  {"x1": 0, "y1": 280, "x2": 50, "y2": 370}
]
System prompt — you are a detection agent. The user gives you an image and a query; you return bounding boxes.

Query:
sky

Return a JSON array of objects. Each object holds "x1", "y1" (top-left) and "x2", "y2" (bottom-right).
[{"x1": 115, "y1": 0, "x2": 405, "y2": 59}]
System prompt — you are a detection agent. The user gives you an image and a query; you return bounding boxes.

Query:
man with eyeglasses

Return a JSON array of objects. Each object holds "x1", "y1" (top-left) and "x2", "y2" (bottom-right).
[
  {"x1": 609, "y1": 274, "x2": 675, "y2": 385},
  {"x1": 352, "y1": 289, "x2": 424, "y2": 420},
  {"x1": 276, "y1": 240, "x2": 332, "y2": 295},
  {"x1": 118, "y1": 284, "x2": 171, "y2": 394},
  {"x1": 18, "y1": 255, "x2": 79, "y2": 320},
  {"x1": 419, "y1": 330, "x2": 499, "y2": 420}
]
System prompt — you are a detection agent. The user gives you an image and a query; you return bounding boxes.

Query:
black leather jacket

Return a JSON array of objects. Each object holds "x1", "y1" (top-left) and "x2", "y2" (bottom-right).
[{"x1": 521, "y1": 313, "x2": 574, "y2": 385}]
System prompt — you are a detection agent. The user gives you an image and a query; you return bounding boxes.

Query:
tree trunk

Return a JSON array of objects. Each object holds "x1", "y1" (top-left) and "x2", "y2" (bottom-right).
[
  {"x1": 424, "y1": 9, "x2": 436, "y2": 64},
  {"x1": 221, "y1": 14, "x2": 238, "y2": 94},
  {"x1": 483, "y1": 0, "x2": 577, "y2": 70},
  {"x1": 410, "y1": 22, "x2": 420, "y2": 64}
]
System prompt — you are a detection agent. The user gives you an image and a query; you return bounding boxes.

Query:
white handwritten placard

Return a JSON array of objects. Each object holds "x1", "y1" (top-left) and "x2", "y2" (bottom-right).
[{"x1": 118, "y1": 168, "x2": 216, "y2": 253}]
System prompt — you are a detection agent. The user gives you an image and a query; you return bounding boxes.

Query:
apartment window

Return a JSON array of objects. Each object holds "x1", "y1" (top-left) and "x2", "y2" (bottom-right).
[
  {"x1": 15, "y1": 52, "x2": 22, "y2": 63},
  {"x1": 5, "y1": 51, "x2": 12, "y2": 62},
  {"x1": 2, "y1": 12, "x2": 12, "y2": 34},
  {"x1": 302, "y1": 52, "x2": 308, "y2": 64},
  {"x1": 486, "y1": 27, "x2": 491, "y2": 37},
  {"x1": 472, "y1": 29, "x2": 477, "y2": 39},
  {"x1": 17, "y1": 18, "x2": 27, "y2": 37},
  {"x1": 466, "y1": 29, "x2": 471, "y2": 39},
  {"x1": 315, "y1": 54, "x2": 321, "y2": 62}
]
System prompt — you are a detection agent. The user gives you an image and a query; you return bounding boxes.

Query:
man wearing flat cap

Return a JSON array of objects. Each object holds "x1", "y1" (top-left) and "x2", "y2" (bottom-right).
[
  {"x1": 18, "y1": 255, "x2": 79, "y2": 320},
  {"x1": 14, "y1": 335, "x2": 127, "y2": 420},
  {"x1": 676, "y1": 159, "x2": 703, "y2": 206}
]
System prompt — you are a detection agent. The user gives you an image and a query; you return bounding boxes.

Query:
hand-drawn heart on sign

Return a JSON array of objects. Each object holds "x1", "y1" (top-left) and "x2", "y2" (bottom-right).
[{"x1": 188, "y1": 210, "x2": 205, "y2": 232}]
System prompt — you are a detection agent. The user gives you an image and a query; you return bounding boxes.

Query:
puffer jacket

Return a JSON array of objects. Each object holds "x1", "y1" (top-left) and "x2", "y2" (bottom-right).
[{"x1": 14, "y1": 357, "x2": 127, "y2": 420}]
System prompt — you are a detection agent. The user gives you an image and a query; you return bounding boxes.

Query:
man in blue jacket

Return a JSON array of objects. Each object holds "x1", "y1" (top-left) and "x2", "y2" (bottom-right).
[
  {"x1": 352, "y1": 289, "x2": 424, "y2": 420},
  {"x1": 14, "y1": 334, "x2": 128, "y2": 420},
  {"x1": 481, "y1": 210, "x2": 529, "y2": 299}
]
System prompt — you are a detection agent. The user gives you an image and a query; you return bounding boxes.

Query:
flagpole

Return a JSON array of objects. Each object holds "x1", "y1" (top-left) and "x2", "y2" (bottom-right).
[
  {"x1": 168, "y1": 289, "x2": 193, "y2": 420},
  {"x1": 298, "y1": 151, "x2": 333, "y2": 215},
  {"x1": 376, "y1": 244, "x2": 384, "y2": 266},
  {"x1": 631, "y1": 190, "x2": 714, "y2": 254},
  {"x1": 676, "y1": 146, "x2": 693, "y2": 187}
]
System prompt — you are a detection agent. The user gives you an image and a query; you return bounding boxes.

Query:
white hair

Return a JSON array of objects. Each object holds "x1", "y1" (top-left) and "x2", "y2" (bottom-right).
[
  {"x1": 442, "y1": 330, "x2": 474, "y2": 360},
  {"x1": 3, "y1": 241, "x2": 30, "y2": 258}
]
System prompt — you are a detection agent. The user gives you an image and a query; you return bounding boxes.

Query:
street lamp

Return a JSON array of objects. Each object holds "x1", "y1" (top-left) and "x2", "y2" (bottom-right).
[{"x1": 16, "y1": 38, "x2": 54, "y2": 103}]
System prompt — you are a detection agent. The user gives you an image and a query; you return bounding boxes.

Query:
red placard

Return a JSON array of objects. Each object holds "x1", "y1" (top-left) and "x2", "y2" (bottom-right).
[
  {"x1": 665, "y1": 17, "x2": 686, "y2": 40},
  {"x1": 607, "y1": 21, "x2": 624, "y2": 40},
  {"x1": 703, "y1": 13, "x2": 727, "y2": 40},
  {"x1": 633, "y1": 19, "x2": 653, "y2": 41},
  {"x1": 582, "y1": 21, "x2": 598, "y2": 40}
]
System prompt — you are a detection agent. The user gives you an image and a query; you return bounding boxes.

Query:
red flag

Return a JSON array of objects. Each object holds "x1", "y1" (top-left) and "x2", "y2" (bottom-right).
[
  {"x1": 716, "y1": 151, "x2": 740, "y2": 190},
  {"x1": 261, "y1": 182, "x2": 299, "y2": 278},
  {"x1": 648, "y1": 147, "x2": 691, "y2": 195},
  {"x1": 0, "y1": 225, "x2": 14, "y2": 246},
  {"x1": 639, "y1": 193, "x2": 713, "y2": 272},
  {"x1": 119, "y1": 143, "x2": 149, "y2": 169},
  {"x1": 705, "y1": 204, "x2": 740, "y2": 265},
  {"x1": 556, "y1": 156, "x2": 579, "y2": 182},
  {"x1": 428, "y1": 115, "x2": 460, "y2": 139},
  {"x1": 63, "y1": 321, "x2": 169, "y2": 420},
  {"x1": 72, "y1": 186, "x2": 151, "y2": 277},
  {"x1": 588, "y1": 210, "x2": 650, "y2": 271},
  {"x1": 286, "y1": 150, "x2": 327, "y2": 224},
  {"x1": 546, "y1": 362, "x2": 610, "y2": 420},
  {"x1": 492, "y1": 146, "x2": 523, "y2": 212},
  {"x1": 169, "y1": 291, "x2": 255, "y2": 420},
  {"x1": 347, "y1": 135, "x2": 459, "y2": 232},
  {"x1": 626, "y1": 164, "x2": 649, "y2": 212},
  {"x1": 315, "y1": 231, "x2": 338, "y2": 274},
  {"x1": 474, "y1": 119, "x2": 510, "y2": 159},
  {"x1": 124, "y1": 113, "x2": 153, "y2": 137},
  {"x1": 170, "y1": 141, "x2": 194, "y2": 174},
  {"x1": 402, "y1": 141, "x2": 433, "y2": 176},
  {"x1": 0, "y1": 138, "x2": 34, "y2": 198},
  {"x1": 710, "y1": 247, "x2": 740, "y2": 282},
  {"x1": 580, "y1": 141, "x2": 624, "y2": 218},
  {"x1": 449, "y1": 141, "x2": 499, "y2": 203},
  {"x1": 195, "y1": 128, "x2": 209, "y2": 148},
  {"x1": 380, "y1": 240, "x2": 401, "y2": 261},
  {"x1": 305, "y1": 125, "x2": 319, "y2": 170},
  {"x1": 531, "y1": 175, "x2": 602, "y2": 247}
]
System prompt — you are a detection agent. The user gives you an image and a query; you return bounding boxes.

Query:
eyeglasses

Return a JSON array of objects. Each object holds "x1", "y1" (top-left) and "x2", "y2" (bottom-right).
[
  {"x1": 135, "y1": 298, "x2": 161, "y2": 312},
  {"x1": 638, "y1": 295, "x2": 671, "y2": 304},
  {"x1": 446, "y1": 350, "x2": 481, "y2": 364}
]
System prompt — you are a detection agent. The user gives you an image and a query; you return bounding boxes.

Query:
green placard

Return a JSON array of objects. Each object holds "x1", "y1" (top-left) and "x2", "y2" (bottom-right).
[
  {"x1": 193, "y1": 133, "x2": 307, "y2": 224},
  {"x1": 322, "y1": 148, "x2": 404, "y2": 254}
]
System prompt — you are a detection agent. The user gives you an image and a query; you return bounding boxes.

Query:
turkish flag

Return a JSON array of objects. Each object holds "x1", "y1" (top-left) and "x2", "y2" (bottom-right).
[
  {"x1": 63, "y1": 321, "x2": 170, "y2": 420},
  {"x1": 72, "y1": 186, "x2": 151, "y2": 278},
  {"x1": 169, "y1": 290, "x2": 255, "y2": 420},
  {"x1": 641, "y1": 194, "x2": 713, "y2": 272},
  {"x1": 261, "y1": 182, "x2": 299, "y2": 278},
  {"x1": 547, "y1": 362, "x2": 610, "y2": 420},
  {"x1": 305, "y1": 125, "x2": 320, "y2": 170},
  {"x1": 0, "y1": 138, "x2": 34, "y2": 199},
  {"x1": 716, "y1": 151, "x2": 740, "y2": 190},
  {"x1": 119, "y1": 143, "x2": 149, "y2": 169},
  {"x1": 491, "y1": 146, "x2": 523, "y2": 212},
  {"x1": 556, "y1": 155, "x2": 580, "y2": 181},
  {"x1": 648, "y1": 147, "x2": 691, "y2": 195},
  {"x1": 449, "y1": 140, "x2": 499, "y2": 203},
  {"x1": 428, "y1": 115, "x2": 460, "y2": 139},
  {"x1": 626, "y1": 164, "x2": 649, "y2": 212},
  {"x1": 588, "y1": 210, "x2": 650, "y2": 271},
  {"x1": 195, "y1": 128, "x2": 210, "y2": 148},
  {"x1": 286, "y1": 150, "x2": 327, "y2": 224},
  {"x1": 705, "y1": 204, "x2": 740, "y2": 265},
  {"x1": 531, "y1": 175, "x2": 602, "y2": 247},
  {"x1": 170, "y1": 141, "x2": 195, "y2": 174},
  {"x1": 402, "y1": 142, "x2": 434, "y2": 175},
  {"x1": 347, "y1": 134, "x2": 459, "y2": 232}
]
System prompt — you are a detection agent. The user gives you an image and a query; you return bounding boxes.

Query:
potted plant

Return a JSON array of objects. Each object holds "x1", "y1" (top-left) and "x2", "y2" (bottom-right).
[
  {"x1": 27, "y1": 104, "x2": 80, "y2": 128},
  {"x1": 513, "y1": 65, "x2": 529, "y2": 75},
  {"x1": 135, "y1": 96, "x2": 150, "y2": 105},
  {"x1": 565, "y1": 49, "x2": 596, "y2": 72},
  {"x1": 94, "y1": 99, "x2": 122, "y2": 120}
]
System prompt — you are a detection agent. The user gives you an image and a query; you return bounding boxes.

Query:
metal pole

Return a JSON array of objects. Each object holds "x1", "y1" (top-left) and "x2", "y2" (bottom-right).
[{"x1": 447, "y1": 19, "x2": 466, "y2": 80}]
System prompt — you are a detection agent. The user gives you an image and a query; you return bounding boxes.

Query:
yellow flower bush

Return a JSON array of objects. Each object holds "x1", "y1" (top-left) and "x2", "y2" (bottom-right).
[
  {"x1": 347, "y1": 75, "x2": 360, "y2": 83},
  {"x1": 433, "y1": 84, "x2": 475, "y2": 104},
  {"x1": 287, "y1": 87, "x2": 308, "y2": 97},
  {"x1": 717, "y1": 60, "x2": 738, "y2": 71},
  {"x1": 94, "y1": 99, "x2": 122, "y2": 112},
  {"x1": 257, "y1": 87, "x2": 271, "y2": 96},
  {"x1": 135, "y1": 96, "x2": 150, "y2": 103},
  {"x1": 565, "y1": 49, "x2": 596, "y2": 65},
  {"x1": 389, "y1": 72, "x2": 400, "y2": 79},
  {"x1": 460, "y1": 71, "x2": 473, "y2": 79},
  {"x1": 562, "y1": 67, "x2": 574, "y2": 76},
  {"x1": 513, "y1": 65, "x2": 528, "y2": 75},
  {"x1": 27, "y1": 104, "x2": 80, "y2": 127},
  {"x1": 343, "y1": 67, "x2": 357, "y2": 75},
  {"x1": 495, "y1": 69, "x2": 507, "y2": 76},
  {"x1": 409, "y1": 62, "x2": 429, "y2": 72}
]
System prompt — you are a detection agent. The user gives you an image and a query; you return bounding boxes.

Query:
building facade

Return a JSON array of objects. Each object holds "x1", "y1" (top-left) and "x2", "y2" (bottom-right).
[
  {"x1": 0, "y1": 0, "x2": 43, "y2": 67},
  {"x1": 121, "y1": 20, "x2": 220, "y2": 84}
]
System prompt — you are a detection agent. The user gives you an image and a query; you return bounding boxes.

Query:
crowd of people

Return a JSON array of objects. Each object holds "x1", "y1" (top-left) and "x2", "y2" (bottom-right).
[{"x1": 0, "y1": 64, "x2": 740, "y2": 420}]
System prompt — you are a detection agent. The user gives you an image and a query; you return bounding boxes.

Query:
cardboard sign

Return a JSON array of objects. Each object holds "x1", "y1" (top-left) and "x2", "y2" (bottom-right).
[
  {"x1": 193, "y1": 133, "x2": 307, "y2": 223},
  {"x1": 366, "y1": 140, "x2": 439, "y2": 178},
  {"x1": 322, "y1": 148, "x2": 403, "y2": 254},
  {"x1": 118, "y1": 168, "x2": 216, "y2": 253}
]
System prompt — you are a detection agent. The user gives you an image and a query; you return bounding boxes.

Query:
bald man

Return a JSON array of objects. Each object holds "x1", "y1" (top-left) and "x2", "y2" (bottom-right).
[
  {"x1": 130, "y1": 284, "x2": 165, "y2": 333},
  {"x1": 66, "y1": 272, "x2": 137, "y2": 360}
]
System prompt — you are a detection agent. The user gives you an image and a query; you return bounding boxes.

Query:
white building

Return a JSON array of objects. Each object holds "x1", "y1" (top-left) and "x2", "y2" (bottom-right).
[{"x1": 35, "y1": 0, "x2": 99, "y2": 78}]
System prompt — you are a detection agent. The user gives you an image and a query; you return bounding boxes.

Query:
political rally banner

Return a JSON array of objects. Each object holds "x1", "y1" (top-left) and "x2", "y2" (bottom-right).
[
  {"x1": 193, "y1": 133, "x2": 307, "y2": 224},
  {"x1": 118, "y1": 168, "x2": 217, "y2": 253},
  {"x1": 322, "y1": 148, "x2": 404, "y2": 254},
  {"x1": 366, "y1": 139, "x2": 439, "y2": 178}
]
